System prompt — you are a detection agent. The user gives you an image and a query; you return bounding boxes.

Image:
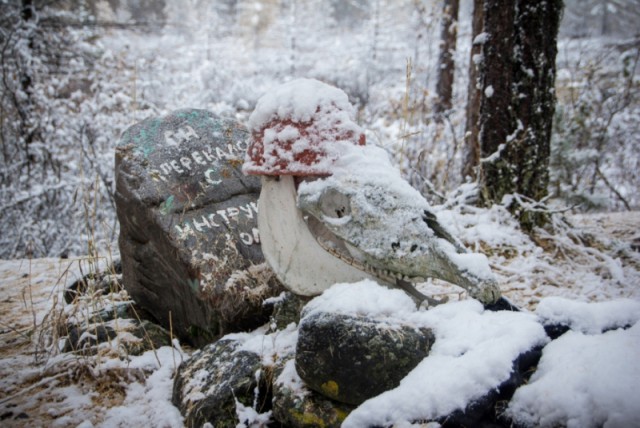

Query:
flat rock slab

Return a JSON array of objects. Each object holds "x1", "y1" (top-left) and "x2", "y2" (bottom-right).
[{"x1": 115, "y1": 109, "x2": 283, "y2": 347}]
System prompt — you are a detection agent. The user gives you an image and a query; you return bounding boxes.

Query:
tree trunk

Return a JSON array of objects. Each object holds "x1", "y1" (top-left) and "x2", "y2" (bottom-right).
[
  {"x1": 464, "y1": 0, "x2": 563, "y2": 229},
  {"x1": 434, "y1": 0, "x2": 459, "y2": 119},
  {"x1": 462, "y1": 0, "x2": 483, "y2": 180}
]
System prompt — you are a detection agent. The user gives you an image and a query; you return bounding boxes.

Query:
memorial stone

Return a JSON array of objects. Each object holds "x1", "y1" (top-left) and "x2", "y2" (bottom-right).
[{"x1": 115, "y1": 109, "x2": 283, "y2": 347}]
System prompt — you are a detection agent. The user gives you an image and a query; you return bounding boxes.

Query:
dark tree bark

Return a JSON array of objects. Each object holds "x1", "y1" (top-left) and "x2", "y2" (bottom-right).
[
  {"x1": 464, "y1": 0, "x2": 563, "y2": 229},
  {"x1": 462, "y1": 0, "x2": 484, "y2": 180},
  {"x1": 434, "y1": 0, "x2": 459, "y2": 119}
]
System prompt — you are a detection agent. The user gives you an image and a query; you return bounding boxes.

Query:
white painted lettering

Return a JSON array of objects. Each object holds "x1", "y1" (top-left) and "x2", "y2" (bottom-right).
[
  {"x1": 164, "y1": 130, "x2": 179, "y2": 146},
  {"x1": 174, "y1": 223, "x2": 193, "y2": 236},
  {"x1": 202, "y1": 148, "x2": 217, "y2": 162},
  {"x1": 217, "y1": 209, "x2": 229, "y2": 224},
  {"x1": 181, "y1": 125, "x2": 199, "y2": 141},
  {"x1": 239, "y1": 204, "x2": 254, "y2": 219},
  {"x1": 207, "y1": 213, "x2": 221, "y2": 227},
  {"x1": 204, "y1": 168, "x2": 222, "y2": 186},
  {"x1": 235, "y1": 139, "x2": 248, "y2": 152},
  {"x1": 227, "y1": 207, "x2": 240, "y2": 222},
  {"x1": 170, "y1": 160, "x2": 184, "y2": 173},
  {"x1": 239, "y1": 232, "x2": 253, "y2": 245},
  {"x1": 180, "y1": 157, "x2": 193, "y2": 170},
  {"x1": 192, "y1": 216, "x2": 211, "y2": 232},
  {"x1": 252, "y1": 227, "x2": 260, "y2": 244},
  {"x1": 192, "y1": 151, "x2": 206, "y2": 165},
  {"x1": 160, "y1": 163, "x2": 173, "y2": 175},
  {"x1": 215, "y1": 147, "x2": 228, "y2": 159}
]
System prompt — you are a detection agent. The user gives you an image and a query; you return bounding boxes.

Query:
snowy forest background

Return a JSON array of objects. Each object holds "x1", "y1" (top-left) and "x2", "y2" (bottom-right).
[{"x1": 1, "y1": 0, "x2": 639, "y2": 260}]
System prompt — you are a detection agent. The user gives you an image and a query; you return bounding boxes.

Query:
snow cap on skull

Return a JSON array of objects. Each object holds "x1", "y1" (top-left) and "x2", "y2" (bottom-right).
[{"x1": 243, "y1": 78, "x2": 365, "y2": 176}]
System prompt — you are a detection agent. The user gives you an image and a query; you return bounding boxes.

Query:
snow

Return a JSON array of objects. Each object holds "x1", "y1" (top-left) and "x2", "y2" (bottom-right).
[
  {"x1": 535, "y1": 297, "x2": 640, "y2": 334},
  {"x1": 247, "y1": 78, "x2": 356, "y2": 133},
  {"x1": 299, "y1": 281, "x2": 548, "y2": 427},
  {"x1": 302, "y1": 280, "x2": 415, "y2": 320},
  {"x1": 484, "y1": 85, "x2": 494, "y2": 98},
  {"x1": 243, "y1": 78, "x2": 363, "y2": 175},
  {"x1": 100, "y1": 347, "x2": 185, "y2": 428},
  {"x1": 2, "y1": 2, "x2": 640, "y2": 426},
  {"x1": 225, "y1": 322, "x2": 299, "y2": 366},
  {"x1": 297, "y1": 143, "x2": 497, "y2": 288},
  {"x1": 507, "y1": 323, "x2": 640, "y2": 428},
  {"x1": 473, "y1": 32, "x2": 490, "y2": 44},
  {"x1": 0, "y1": 258, "x2": 187, "y2": 427}
]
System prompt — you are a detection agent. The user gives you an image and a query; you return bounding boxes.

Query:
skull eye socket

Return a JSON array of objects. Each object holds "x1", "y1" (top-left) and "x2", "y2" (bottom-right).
[{"x1": 319, "y1": 188, "x2": 351, "y2": 219}]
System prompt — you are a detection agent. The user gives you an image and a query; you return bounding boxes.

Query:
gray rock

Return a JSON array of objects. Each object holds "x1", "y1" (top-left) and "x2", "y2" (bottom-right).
[
  {"x1": 172, "y1": 339, "x2": 264, "y2": 428},
  {"x1": 265, "y1": 291, "x2": 309, "y2": 332},
  {"x1": 295, "y1": 311, "x2": 435, "y2": 405},
  {"x1": 272, "y1": 357, "x2": 354, "y2": 428},
  {"x1": 62, "y1": 317, "x2": 171, "y2": 356},
  {"x1": 115, "y1": 109, "x2": 284, "y2": 347}
]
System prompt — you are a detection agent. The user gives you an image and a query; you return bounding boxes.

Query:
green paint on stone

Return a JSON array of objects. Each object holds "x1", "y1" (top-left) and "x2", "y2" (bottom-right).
[
  {"x1": 160, "y1": 195, "x2": 175, "y2": 215},
  {"x1": 187, "y1": 278, "x2": 200, "y2": 293}
]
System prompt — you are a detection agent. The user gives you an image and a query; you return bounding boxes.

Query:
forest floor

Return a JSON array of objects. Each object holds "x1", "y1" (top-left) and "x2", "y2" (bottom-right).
[{"x1": 0, "y1": 210, "x2": 638, "y2": 427}]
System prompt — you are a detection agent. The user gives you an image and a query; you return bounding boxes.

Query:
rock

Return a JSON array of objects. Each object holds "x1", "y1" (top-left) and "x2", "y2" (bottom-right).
[
  {"x1": 172, "y1": 339, "x2": 265, "y2": 428},
  {"x1": 435, "y1": 346, "x2": 543, "y2": 428},
  {"x1": 64, "y1": 261, "x2": 123, "y2": 304},
  {"x1": 272, "y1": 357, "x2": 354, "y2": 428},
  {"x1": 295, "y1": 311, "x2": 435, "y2": 405},
  {"x1": 265, "y1": 291, "x2": 309, "y2": 332},
  {"x1": 115, "y1": 109, "x2": 284, "y2": 347},
  {"x1": 62, "y1": 316, "x2": 171, "y2": 356}
]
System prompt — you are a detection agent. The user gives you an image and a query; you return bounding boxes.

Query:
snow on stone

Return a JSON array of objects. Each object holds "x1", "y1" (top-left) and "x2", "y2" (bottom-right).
[
  {"x1": 247, "y1": 78, "x2": 357, "y2": 133},
  {"x1": 244, "y1": 78, "x2": 363, "y2": 175},
  {"x1": 224, "y1": 322, "x2": 299, "y2": 366},
  {"x1": 301, "y1": 279, "x2": 416, "y2": 320},
  {"x1": 275, "y1": 359, "x2": 308, "y2": 397},
  {"x1": 507, "y1": 322, "x2": 640, "y2": 428},
  {"x1": 302, "y1": 280, "x2": 549, "y2": 427},
  {"x1": 535, "y1": 296, "x2": 640, "y2": 334}
]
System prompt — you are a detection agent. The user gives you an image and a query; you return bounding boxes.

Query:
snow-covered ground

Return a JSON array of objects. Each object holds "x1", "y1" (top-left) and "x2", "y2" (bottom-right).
[
  {"x1": 1, "y1": 2, "x2": 638, "y2": 426},
  {"x1": 1, "y1": 210, "x2": 638, "y2": 427}
]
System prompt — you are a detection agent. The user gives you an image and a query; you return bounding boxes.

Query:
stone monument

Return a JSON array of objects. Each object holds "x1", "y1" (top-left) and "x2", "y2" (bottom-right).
[{"x1": 115, "y1": 109, "x2": 283, "y2": 347}]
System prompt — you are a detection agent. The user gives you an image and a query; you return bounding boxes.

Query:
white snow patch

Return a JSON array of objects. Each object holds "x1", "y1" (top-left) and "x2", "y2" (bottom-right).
[
  {"x1": 507, "y1": 322, "x2": 640, "y2": 428},
  {"x1": 484, "y1": 85, "x2": 494, "y2": 98},
  {"x1": 302, "y1": 281, "x2": 548, "y2": 427},
  {"x1": 301, "y1": 280, "x2": 416, "y2": 320},
  {"x1": 225, "y1": 322, "x2": 299, "y2": 366},
  {"x1": 100, "y1": 346, "x2": 186, "y2": 427},
  {"x1": 473, "y1": 32, "x2": 490, "y2": 44},
  {"x1": 535, "y1": 296, "x2": 640, "y2": 334},
  {"x1": 247, "y1": 78, "x2": 355, "y2": 132}
]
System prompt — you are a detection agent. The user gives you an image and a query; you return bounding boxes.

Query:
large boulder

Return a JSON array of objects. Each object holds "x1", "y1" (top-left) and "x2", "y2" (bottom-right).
[
  {"x1": 115, "y1": 109, "x2": 284, "y2": 347},
  {"x1": 295, "y1": 311, "x2": 435, "y2": 405}
]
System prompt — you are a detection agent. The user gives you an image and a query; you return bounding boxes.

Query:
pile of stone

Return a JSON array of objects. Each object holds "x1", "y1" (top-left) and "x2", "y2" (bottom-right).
[{"x1": 111, "y1": 109, "x2": 567, "y2": 428}]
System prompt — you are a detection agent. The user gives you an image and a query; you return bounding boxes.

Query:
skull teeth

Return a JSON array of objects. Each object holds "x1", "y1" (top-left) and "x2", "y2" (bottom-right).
[{"x1": 316, "y1": 236, "x2": 416, "y2": 285}]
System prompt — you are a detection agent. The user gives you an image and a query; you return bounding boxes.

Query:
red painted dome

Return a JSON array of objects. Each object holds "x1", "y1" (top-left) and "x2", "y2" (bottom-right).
[{"x1": 243, "y1": 79, "x2": 365, "y2": 176}]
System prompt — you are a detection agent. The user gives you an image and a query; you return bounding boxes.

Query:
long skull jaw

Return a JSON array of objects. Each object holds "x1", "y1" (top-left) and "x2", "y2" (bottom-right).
[
  {"x1": 258, "y1": 175, "x2": 501, "y2": 306},
  {"x1": 257, "y1": 175, "x2": 378, "y2": 296},
  {"x1": 296, "y1": 181, "x2": 502, "y2": 306}
]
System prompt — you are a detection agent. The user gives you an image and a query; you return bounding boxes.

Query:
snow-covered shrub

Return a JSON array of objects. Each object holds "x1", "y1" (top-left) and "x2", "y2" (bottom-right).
[
  {"x1": 0, "y1": 3, "x2": 157, "y2": 258},
  {"x1": 551, "y1": 38, "x2": 640, "y2": 212}
]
